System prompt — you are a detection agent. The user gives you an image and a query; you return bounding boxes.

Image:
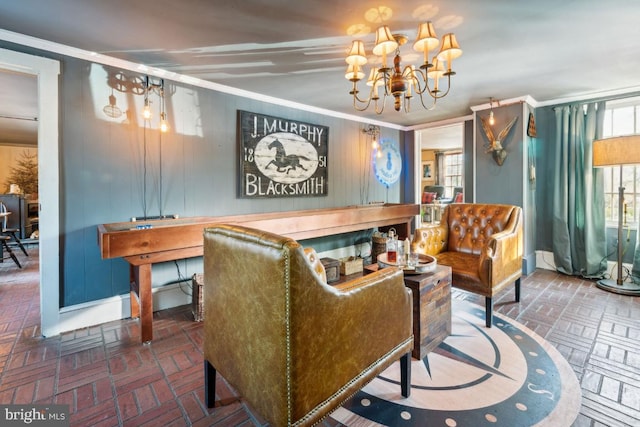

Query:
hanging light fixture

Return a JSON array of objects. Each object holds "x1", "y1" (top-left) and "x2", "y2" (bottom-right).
[
  {"x1": 363, "y1": 124, "x2": 381, "y2": 158},
  {"x1": 142, "y1": 76, "x2": 153, "y2": 120},
  {"x1": 345, "y1": 21, "x2": 462, "y2": 114},
  {"x1": 158, "y1": 80, "x2": 169, "y2": 133},
  {"x1": 488, "y1": 97, "x2": 495, "y2": 126},
  {"x1": 142, "y1": 76, "x2": 168, "y2": 132}
]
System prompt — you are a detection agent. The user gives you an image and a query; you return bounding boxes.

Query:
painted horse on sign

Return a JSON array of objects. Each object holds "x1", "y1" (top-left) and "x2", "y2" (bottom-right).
[{"x1": 266, "y1": 139, "x2": 312, "y2": 174}]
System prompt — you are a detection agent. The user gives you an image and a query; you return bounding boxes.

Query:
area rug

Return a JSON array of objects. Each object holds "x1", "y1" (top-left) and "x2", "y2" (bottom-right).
[{"x1": 331, "y1": 300, "x2": 582, "y2": 426}]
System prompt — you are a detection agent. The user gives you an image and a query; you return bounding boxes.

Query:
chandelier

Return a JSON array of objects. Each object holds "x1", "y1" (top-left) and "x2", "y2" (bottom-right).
[{"x1": 345, "y1": 22, "x2": 462, "y2": 114}]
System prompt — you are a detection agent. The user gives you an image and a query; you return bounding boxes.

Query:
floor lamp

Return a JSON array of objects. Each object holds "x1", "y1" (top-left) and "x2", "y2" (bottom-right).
[{"x1": 593, "y1": 134, "x2": 640, "y2": 296}]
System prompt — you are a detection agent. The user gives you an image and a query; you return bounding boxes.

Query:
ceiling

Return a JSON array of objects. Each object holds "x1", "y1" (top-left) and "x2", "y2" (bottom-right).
[{"x1": 1, "y1": 0, "x2": 640, "y2": 147}]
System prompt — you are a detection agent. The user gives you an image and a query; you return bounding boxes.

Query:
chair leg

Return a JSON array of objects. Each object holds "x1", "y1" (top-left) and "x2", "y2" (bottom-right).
[
  {"x1": 515, "y1": 277, "x2": 521, "y2": 302},
  {"x1": 10, "y1": 231, "x2": 28, "y2": 257},
  {"x1": 485, "y1": 297, "x2": 493, "y2": 327},
  {"x1": 205, "y1": 360, "x2": 217, "y2": 408},
  {"x1": 400, "y1": 352, "x2": 411, "y2": 398},
  {"x1": 1, "y1": 238, "x2": 21, "y2": 268}
]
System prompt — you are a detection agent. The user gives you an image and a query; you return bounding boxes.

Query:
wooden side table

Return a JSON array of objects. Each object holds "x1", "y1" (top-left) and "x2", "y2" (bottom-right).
[
  {"x1": 403, "y1": 265, "x2": 452, "y2": 359},
  {"x1": 364, "y1": 263, "x2": 452, "y2": 359}
]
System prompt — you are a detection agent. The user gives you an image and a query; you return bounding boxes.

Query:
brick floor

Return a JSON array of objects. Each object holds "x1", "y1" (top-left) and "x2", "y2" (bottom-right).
[{"x1": 1, "y1": 249, "x2": 639, "y2": 426}]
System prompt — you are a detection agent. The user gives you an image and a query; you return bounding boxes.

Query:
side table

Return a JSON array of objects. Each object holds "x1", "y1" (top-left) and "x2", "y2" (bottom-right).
[
  {"x1": 403, "y1": 265, "x2": 452, "y2": 359},
  {"x1": 365, "y1": 263, "x2": 452, "y2": 359}
]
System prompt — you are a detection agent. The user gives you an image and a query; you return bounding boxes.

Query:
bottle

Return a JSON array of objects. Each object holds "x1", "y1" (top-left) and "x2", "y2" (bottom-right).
[
  {"x1": 404, "y1": 238, "x2": 411, "y2": 265},
  {"x1": 387, "y1": 229, "x2": 397, "y2": 263}
]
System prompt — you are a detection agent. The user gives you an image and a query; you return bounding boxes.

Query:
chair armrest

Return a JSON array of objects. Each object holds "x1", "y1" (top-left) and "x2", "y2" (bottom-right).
[
  {"x1": 478, "y1": 219, "x2": 523, "y2": 286},
  {"x1": 411, "y1": 225, "x2": 448, "y2": 256},
  {"x1": 332, "y1": 268, "x2": 413, "y2": 349},
  {"x1": 294, "y1": 266, "x2": 413, "y2": 378}
]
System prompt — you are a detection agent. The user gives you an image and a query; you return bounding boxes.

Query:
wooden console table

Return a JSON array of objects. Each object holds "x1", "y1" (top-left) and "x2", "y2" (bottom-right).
[{"x1": 98, "y1": 203, "x2": 419, "y2": 342}]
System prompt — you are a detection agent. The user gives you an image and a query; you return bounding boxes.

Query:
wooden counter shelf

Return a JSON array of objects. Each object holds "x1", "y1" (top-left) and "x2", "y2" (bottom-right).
[{"x1": 98, "y1": 203, "x2": 419, "y2": 342}]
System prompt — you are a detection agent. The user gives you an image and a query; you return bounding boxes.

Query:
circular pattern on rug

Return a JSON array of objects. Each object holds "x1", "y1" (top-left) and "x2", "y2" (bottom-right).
[{"x1": 331, "y1": 300, "x2": 581, "y2": 426}]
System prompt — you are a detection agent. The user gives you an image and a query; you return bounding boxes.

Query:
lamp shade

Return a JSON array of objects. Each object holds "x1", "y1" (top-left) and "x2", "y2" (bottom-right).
[
  {"x1": 373, "y1": 25, "x2": 398, "y2": 56},
  {"x1": 593, "y1": 135, "x2": 640, "y2": 166},
  {"x1": 346, "y1": 40, "x2": 367, "y2": 66},
  {"x1": 413, "y1": 22, "x2": 439, "y2": 52},
  {"x1": 437, "y1": 33, "x2": 462, "y2": 62}
]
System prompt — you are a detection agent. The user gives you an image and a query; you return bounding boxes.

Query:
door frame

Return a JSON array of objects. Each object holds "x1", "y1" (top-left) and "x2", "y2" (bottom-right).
[{"x1": 0, "y1": 48, "x2": 60, "y2": 336}]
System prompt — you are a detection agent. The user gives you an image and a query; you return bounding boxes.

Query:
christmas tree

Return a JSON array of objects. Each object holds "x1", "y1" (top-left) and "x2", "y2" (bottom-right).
[{"x1": 4, "y1": 150, "x2": 38, "y2": 196}]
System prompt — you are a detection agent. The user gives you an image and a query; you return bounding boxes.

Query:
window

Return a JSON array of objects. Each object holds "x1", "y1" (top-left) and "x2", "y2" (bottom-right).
[
  {"x1": 602, "y1": 97, "x2": 640, "y2": 225},
  {"x1": 443, "y1": 151, "x2": 463, "y2": 198}
]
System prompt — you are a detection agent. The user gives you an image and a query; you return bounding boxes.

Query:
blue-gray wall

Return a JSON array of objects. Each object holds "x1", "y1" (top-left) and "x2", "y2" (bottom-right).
[
  {"x1": 65, "y1": 64, "x2": 406, "y2": 307},
  {"x1": 473, "y1": 102, "x2": 536, "y2": 273},
  {"x1": 0, "y1": 43, "x2": 405, "y2": 307}
]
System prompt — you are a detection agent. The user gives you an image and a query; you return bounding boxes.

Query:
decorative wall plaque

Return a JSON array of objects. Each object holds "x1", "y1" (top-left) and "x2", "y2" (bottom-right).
[
  {"x1": 373, "y1": 138, "x2": 402, "y2": 188},
  {"x1": 238, "y1": 111, "x2": 328, "y2": 198},
  {"x1": 527, "y1": 112, "x2": 537, "y2": 137}
]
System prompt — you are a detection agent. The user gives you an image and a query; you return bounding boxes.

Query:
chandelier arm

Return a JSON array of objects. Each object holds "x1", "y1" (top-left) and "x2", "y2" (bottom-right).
[
  {"x1": 416, "y1": 90, "x2": 438, "y2": 111},
  {"x1": 380, "y1": 69, "x2": 392, "y2": 97},
  {"x1": 410, "y1": 70, "x2": 431, "y2": 97},
  {"x1": 375, "y1": 92, "x2": 388, "y2": 114},
  {"x1": 430, "y1": 74, "x2": 454, "y2": 99},
  {"x1": 351, "y1": 81, "x2": 381, "y2": 112},
  {"x1": 352, "y1": 94, "x2": 375, "y2": 112}
]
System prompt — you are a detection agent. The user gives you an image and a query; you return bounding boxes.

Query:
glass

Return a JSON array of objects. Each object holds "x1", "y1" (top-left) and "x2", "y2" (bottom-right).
[
  {"x1": 408, "y1": 252, "x2": 419, "y2": 267},
  {"x1": 397, "y1": 244, "x2": 406, "y2": 266}
]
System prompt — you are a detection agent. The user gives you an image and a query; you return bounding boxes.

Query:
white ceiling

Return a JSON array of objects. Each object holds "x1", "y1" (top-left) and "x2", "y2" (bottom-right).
[{"x1": 1, "y1": 0, "x2": 640, "y2": 146}]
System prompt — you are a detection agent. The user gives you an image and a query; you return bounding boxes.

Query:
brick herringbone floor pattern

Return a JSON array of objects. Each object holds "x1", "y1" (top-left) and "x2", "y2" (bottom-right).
[{"x1": 1, "y1": 250, "x2": 639, "y2": 426}]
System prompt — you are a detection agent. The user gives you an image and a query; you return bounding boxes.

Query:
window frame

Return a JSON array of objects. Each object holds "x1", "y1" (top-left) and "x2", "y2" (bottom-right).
[
  {"x1": 442, "y1": 150, "x2": 463, "y2": 199},
  {"x1": 602, "y1": 97, "x2": 640, "y2": 228}
]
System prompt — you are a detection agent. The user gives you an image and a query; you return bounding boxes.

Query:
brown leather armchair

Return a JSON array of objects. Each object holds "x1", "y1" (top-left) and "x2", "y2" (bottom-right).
[
  {"x1": 412, "y1": 203, "x2": 523, "y2": 327},
  {"x1": 203, "y1": 224, "x2": 413, "y2": 427}
]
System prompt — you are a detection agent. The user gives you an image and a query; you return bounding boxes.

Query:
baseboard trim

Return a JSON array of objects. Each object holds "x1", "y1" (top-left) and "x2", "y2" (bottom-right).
[
  {"x1": 535, "y1": 250, "x2": 557, "y2": 271},
  {"x1": 55, "y1": 283, "x2": 191, "y2": 337},
  {"x1": 535, "y1": 250, "x2": 632, "y2": 281}
]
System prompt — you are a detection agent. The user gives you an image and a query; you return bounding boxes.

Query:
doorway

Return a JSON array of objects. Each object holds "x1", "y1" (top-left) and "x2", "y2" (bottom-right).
[
  {"x1": 415, "y1": 123, "x2": 465, "y2": 226},
  {"x1": 0, "y1": 48, "x2": 60, "y2": 336}
]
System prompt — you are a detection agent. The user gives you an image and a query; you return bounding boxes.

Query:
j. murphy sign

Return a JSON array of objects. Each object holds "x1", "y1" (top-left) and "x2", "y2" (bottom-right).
[{"x1": 238, "y1": 110, "x2": 329, "y2": 198}]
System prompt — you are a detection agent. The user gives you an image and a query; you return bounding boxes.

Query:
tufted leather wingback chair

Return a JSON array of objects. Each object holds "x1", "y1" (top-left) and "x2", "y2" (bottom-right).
[
  {"x1": 412, "y1": 204, "x2": 523, "y2": 327},
  {"x1": 203, "y1": 224, "x2": 413, "y2": 427}
]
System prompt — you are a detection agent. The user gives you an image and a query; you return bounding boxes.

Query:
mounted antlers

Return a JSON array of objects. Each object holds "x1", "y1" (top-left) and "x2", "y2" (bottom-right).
[{"x1": 480, "y1": 115, "x2": 518, "y2": 166}]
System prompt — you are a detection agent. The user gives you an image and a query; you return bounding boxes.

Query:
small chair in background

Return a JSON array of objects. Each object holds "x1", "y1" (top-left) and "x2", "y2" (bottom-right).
[
  {"x1": 1, "y1": 235, "x2": 22, "y2": 268},
  {"x1": 1, "y1": 201, "x2": 29, "y2": 257}
]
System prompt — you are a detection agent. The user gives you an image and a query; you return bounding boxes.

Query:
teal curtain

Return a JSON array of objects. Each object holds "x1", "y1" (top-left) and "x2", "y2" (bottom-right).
[{"x1": 552, "y1": 102, "x2": 606, "y2": 277}]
